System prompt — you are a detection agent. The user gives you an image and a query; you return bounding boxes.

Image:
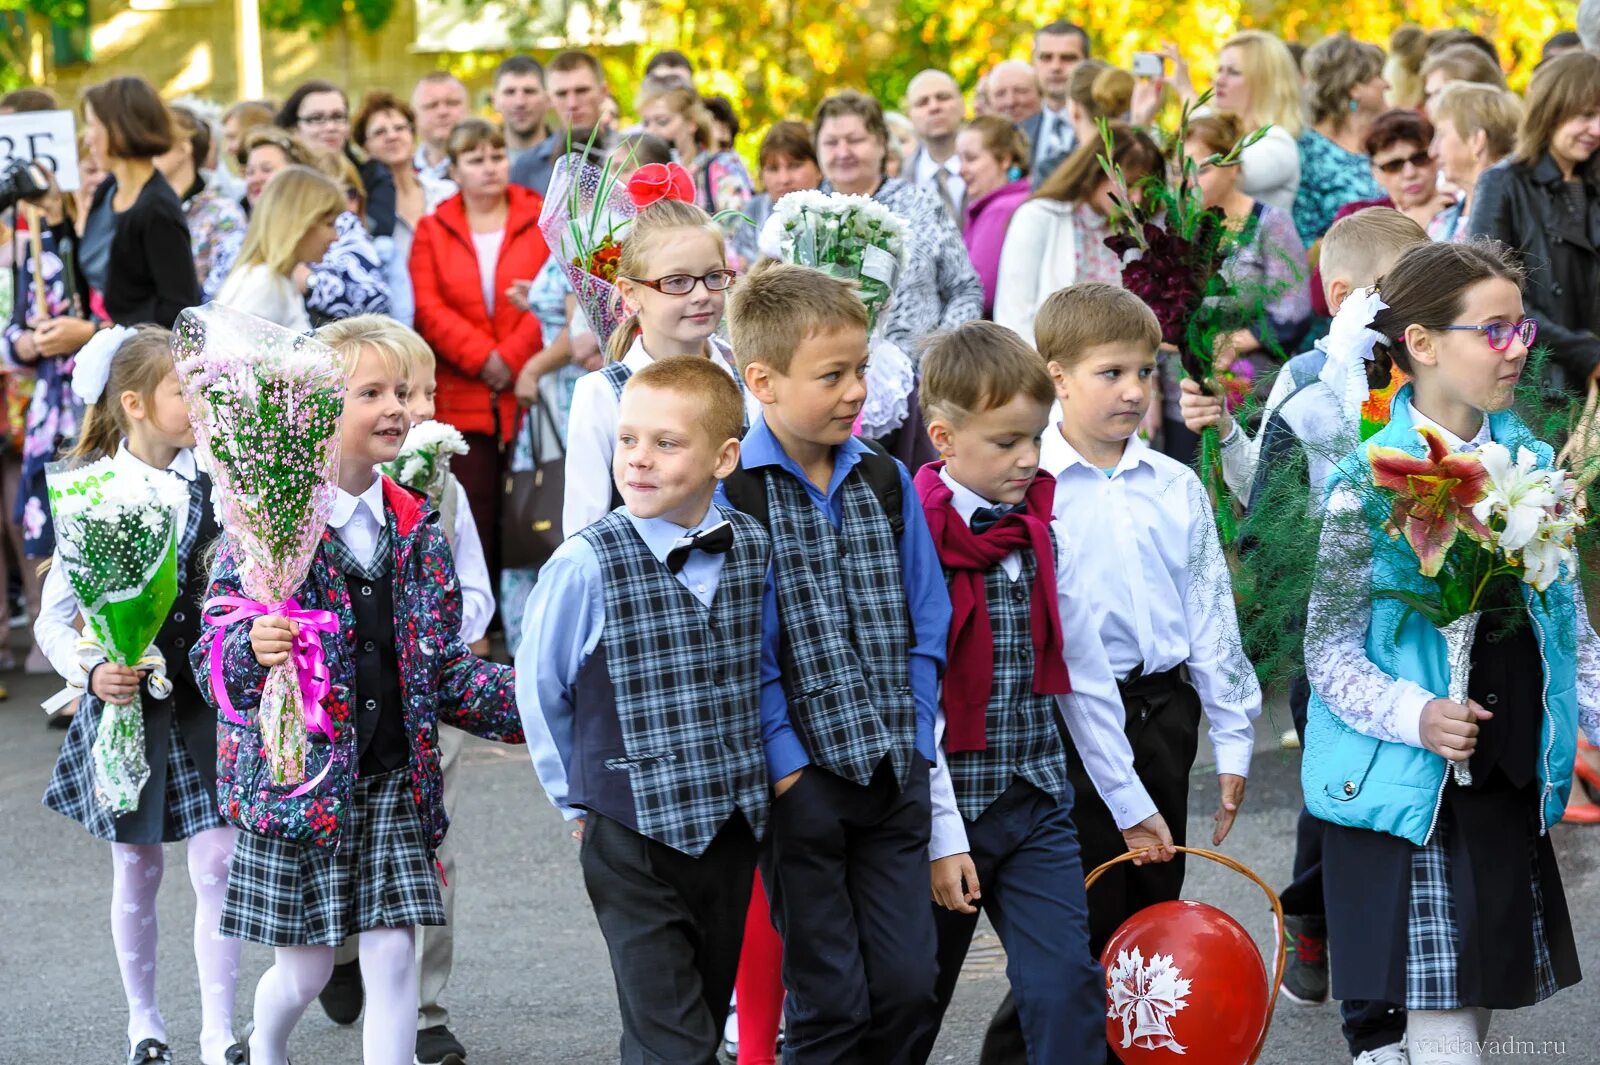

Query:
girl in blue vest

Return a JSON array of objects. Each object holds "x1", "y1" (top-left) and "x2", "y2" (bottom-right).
[{"x1": 1302, "y1": 240, "x2": 1600, "y2": 1065}]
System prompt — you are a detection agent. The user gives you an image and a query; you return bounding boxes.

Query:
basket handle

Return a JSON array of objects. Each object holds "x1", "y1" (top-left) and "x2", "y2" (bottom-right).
[{"x1": 1087, "y1": 846, "x2": 1286, "y2": 1065}]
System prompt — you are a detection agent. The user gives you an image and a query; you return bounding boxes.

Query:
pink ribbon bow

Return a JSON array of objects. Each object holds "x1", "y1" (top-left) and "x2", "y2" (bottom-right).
[{"x1": 204, "y1": 595, "x2": 341, "y2": 797}]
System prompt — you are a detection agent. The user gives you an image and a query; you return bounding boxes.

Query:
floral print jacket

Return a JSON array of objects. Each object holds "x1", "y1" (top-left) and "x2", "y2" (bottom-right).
[{"x1": 196, "y1": 477, "x2": 522, "y2": 852}]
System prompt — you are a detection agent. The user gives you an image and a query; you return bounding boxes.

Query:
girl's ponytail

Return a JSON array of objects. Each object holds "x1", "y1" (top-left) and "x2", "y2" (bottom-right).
[
  {"x1": 65, "y1": 325, "x2": 180, "y2": 464},
  {"x1": 605, "y1": 311, "x2": 641, "y2": 364}
]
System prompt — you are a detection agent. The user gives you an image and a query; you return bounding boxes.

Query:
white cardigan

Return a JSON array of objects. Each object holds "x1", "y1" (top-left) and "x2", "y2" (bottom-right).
[
  {"x1": 993, "y1": 198, "x2": 1080, "y2": 349},
  {"x1": 215, "y1": 263, "x2": 312, "y2": 333}
]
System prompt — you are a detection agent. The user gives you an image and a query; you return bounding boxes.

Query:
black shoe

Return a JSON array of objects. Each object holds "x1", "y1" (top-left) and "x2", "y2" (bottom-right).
[
  {"x1": 1280, "y1": 914, "x2": 1330, "y2": 1005},
  {"x1": 414, "y1": 1025, "x2": 466, "y2": 1065},
  {"x1": 129, "y1": 1039, "x2": 173, "y2": 1064},
  {"x1": 318, "y1": 958, "x2": 364, "y2": 1025}
]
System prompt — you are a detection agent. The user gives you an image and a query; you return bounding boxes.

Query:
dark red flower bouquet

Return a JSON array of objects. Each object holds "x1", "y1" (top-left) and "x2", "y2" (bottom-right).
[{"x1": 1100, "y1": 93, "x2": 1267, "y2": 543}]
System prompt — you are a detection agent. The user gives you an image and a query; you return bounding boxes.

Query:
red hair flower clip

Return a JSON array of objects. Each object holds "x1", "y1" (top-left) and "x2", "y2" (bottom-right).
[{"x1": 627, "y1": 162, "x2": 695, "y2": 209}]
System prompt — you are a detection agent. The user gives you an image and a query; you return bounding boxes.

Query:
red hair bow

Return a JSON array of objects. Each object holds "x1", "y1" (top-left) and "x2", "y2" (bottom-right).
[{"x1": 627, "y1": 162, "x2": 696, "y2": 209}]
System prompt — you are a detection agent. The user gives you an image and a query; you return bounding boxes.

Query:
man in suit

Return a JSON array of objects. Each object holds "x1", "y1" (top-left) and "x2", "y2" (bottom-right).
[
  {"x1": 902, "y1": 69, "x2": 968, "y2": 224},
  {"x1": 1021, "y1": 20, "x2": 1091, "y2": 187}
]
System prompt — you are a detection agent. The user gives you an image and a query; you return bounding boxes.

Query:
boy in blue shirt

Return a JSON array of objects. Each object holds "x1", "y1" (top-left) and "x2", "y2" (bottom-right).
[{"x1": 722, "y1": 262, "x2": 951, "y2": 1063}]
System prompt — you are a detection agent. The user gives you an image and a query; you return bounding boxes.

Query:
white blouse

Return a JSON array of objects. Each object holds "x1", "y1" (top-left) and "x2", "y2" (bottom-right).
[{"x1": 215, "y1": 263, "x2": 312, "y2": 333}]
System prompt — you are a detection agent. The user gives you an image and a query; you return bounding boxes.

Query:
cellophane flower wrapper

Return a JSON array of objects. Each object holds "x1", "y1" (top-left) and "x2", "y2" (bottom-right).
[
  {"x1": 46, "y1": 457, "x2": 185, "y2": 812},
  {"x1": 174, "y1": 302, "x2": 346, "y2": 787},
  {"x1": 381, "y1": 419, "x2": 467, "y2": 505},
  {"x1": 540, "y1": 153, "x2": 638, "y2": 347},
  {"x1": 759, "y1": 190, "x2": 910, "y2": 335}
]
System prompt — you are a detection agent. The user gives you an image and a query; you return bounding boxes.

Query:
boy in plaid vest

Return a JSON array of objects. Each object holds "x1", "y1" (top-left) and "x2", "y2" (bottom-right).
[
  {"x1": 907, "y1": 322, "x2": 1176, "y2": 1065},
  {"x1": 517, "y1": 355, "x2": 772, "y2": 1063},
  {"x1": 720, "y1": 262, "x2": 952, "y2": 1063}
]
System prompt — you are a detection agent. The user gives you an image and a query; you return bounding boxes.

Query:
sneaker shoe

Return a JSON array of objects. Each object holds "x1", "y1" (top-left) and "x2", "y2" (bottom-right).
[
  {"x1": 1279, "y1": 914, "x2": 1330, "y2": 1005},
  {"x1": 129, "y1": 1039, "x2": 173, "y2": 1064},
  {"x1": 318, "y1": 959, "x2": 364, "y2": 1025},
  {"x1": 414, "y1": 1024, "x2": 466, "y2": 1065},
  {"x1": 1353, "y1": 1042, "x2": 1409, "y2": 1065}
]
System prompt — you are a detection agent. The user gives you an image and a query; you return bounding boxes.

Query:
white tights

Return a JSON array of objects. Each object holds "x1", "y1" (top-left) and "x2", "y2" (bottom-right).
[
  {"x1": 247, "y1": 926, "x2": 417, "y2": 1065},
  {"x1": 1407, "y1": 1007, "x2": 1493, "y2": 1064},
  {"x1": 109, "y1": 826, "x2": 240, "y2": 1064}
]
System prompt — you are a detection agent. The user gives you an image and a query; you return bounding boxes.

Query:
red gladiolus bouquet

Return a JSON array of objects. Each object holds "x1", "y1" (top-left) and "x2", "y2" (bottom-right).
[{"x1": 1099, "y1": 94, "x2": 1267, "y2": 544}]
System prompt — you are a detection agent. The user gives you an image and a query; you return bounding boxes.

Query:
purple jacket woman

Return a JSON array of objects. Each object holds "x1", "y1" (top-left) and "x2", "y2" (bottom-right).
[{"x1": 962, "y1": 178, "x2": 1032, "y2": 318}]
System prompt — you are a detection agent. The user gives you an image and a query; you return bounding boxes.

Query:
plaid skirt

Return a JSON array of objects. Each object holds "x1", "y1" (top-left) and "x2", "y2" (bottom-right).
[
  {"x1": 42, "y1": 689, "x2": 223, "y2": 844},
  {"x1": 220, "y1": 770, "x2": 444, "y2": 946}
]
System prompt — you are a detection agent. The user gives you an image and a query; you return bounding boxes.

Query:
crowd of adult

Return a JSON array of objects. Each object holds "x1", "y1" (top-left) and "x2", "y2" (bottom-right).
[{"x1": 4, "y1": 16, "x2": 1600, "y2": 667}]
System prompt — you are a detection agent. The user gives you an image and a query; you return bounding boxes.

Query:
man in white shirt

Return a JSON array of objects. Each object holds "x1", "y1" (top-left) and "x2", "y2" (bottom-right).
[
  {"x1": 903, "y1": 69, "x2": 968, "y2": 224},
  {"x1": 412, "y1": 72, "x2": 470, "y2": 184},
  {"x1": 1026, "y1": 21, "x2": 1090, "y2": 185}
]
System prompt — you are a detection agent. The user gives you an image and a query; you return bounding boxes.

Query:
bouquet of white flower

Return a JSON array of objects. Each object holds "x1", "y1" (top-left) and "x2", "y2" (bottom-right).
[
  {"x1": 759, "y1": 190, "x2": 910, "y2": 332},
  {"x1": 45, "y1": 457, "x2": 188, "y2": 812},
  {"x1": 382, "y1": 420, "x2": 469, "y2": 505}
]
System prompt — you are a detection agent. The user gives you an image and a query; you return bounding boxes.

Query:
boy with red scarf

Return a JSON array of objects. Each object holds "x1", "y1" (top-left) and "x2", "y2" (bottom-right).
[{"x1": 906, "y1": 322, "x2": 1177, "y2": 1065}]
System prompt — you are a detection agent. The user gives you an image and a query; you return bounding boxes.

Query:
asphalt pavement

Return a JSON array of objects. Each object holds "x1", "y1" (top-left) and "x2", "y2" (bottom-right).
[{"x1": 5, "y1": 659, "x2": 1599, "y2": 1064}]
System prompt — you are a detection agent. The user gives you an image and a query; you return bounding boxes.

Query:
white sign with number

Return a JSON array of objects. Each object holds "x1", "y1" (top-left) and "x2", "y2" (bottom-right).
[{"x1": 0, "y1": 110, "x2": 79, "y2": 192}]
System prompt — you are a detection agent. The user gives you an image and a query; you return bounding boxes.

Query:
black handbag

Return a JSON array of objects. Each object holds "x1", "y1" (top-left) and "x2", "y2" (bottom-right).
[{"x1": 500, "y1": 401, "x2": 564, "y2": 570}]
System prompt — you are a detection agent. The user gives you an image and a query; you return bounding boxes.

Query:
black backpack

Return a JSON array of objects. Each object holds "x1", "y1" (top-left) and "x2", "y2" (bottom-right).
[{"x1": 721, "y1": 437, "x2": 906, "y2": 540}]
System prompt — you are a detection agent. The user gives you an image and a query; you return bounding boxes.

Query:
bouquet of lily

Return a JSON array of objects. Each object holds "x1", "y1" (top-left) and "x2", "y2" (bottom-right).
[
  {"x1": 759, "y1": 189, "x2": 909, "y2": 333},
  {"x1": 1370, "y1": 425, "x2": 1585, "y2": 782},
  {"x1": 175, "y1": 303, "x2": 346, "y2": 790},
  {"x1": 381, "y1": 420, "x2": 468, "y2": 505},
  {"x1": 1099, "y1": 94, "x2": 1270, "y2": 544},
  {"x1": 46, "y1": 457, "x2": 187, "y2": 812}
]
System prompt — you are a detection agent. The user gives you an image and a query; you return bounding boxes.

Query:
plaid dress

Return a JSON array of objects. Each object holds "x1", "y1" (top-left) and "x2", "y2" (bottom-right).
[
  {"x1": 43, "y1": 472, "x2": 224, "y2": 843},
  {"x1": 219, "y1": 528, "x2": 443, "y2": 946}
]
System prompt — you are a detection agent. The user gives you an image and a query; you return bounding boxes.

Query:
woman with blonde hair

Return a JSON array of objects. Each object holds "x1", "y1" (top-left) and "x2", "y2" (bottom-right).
[
  {"x1": 215, "y1": 165, "x2": 344, "y2": 331},
  {"x1": 1065, "y1": 60, "x2": 1134, "y2": 149},
  {"x1": 1168, "y1": 30, "x2": 1304, "y2": 210}
]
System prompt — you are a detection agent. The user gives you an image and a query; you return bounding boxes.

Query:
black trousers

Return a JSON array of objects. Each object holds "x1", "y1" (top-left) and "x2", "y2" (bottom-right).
[
  {"x1": 980, "y1": 668, "x2": 1200, "y2": 1065},
  {"x1": 910, "y1": 781, "x2": 1106, "y2": 1065},
  {"x1": 580, "y1": 812, "x2": 756, "y2": 1065},
  {"x1": 760, "y1": 756, "x2": 937, "y2": 1065}
]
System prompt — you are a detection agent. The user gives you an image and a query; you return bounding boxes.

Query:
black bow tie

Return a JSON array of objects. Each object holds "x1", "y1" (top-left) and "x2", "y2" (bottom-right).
[
  {"x1": 970, "y1": 504, "x2": 1015, "y2": 533},
  {"x1": 665, "y1": 521, "x2": 735, "y2": 573}
]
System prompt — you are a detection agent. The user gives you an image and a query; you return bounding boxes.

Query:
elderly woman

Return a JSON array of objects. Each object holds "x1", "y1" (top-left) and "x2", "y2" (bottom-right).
[
  {"x1": 1428, "y1": 83, "x2": 1522, "y2": 241},
  {"x1": 813, "y1": 90, "x2": 983, "y2": 355},
  {"x1": 1292, "y1": 33, "x2": 1390, "y2": 244},
  {"x1": 1471, "y1": 51, "x2": 1600, "y2": 395}
]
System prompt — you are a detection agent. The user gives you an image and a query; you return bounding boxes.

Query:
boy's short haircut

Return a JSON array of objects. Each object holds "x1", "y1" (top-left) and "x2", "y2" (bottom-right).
[
  {"x1": 920, "y1": 322, "x2": 1054, "y2": 425},
  {"x1": 1034, "y1": 282, "x2": 1161, "y2": 368},
  {"x1": 315, "y1": 315, "x2": 432, "y2": 377},
  {"x1": 1319, "y1": 207, "x2": 1430, "y2": 290},
  {"x1": 626, "y1": 354, "x2": 746, "y2": 446},
  {"x1": 726, "y1": 261, "x2": 869, "y2": 375}
]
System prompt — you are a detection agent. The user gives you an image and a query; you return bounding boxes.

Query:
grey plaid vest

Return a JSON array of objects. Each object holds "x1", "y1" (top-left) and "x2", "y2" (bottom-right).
[
  {"x1": 945, "y1": 549, "x2": 1070, "y2": 821},
  {"x1": 576, "y1": 506, "x2": 771, "y2": 856},
  {"x1": 765, "y1": 467, "x2": 916, "y2": 786}
]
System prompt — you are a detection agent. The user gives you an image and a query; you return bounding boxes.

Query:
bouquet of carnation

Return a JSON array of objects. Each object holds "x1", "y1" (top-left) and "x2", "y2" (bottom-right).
[
  {"x1": 1099, "y1": 95, "x2": 1269, "y2": 544},
  {"x1": 759, "y1": 189, "x2": 909, "y2": 333},
  {"x1": 381, "y1": 420, "x2": 468, "y2": 505},
  {"x1": 1369, "y1": 425, "x2": 1584, "y2": 783},
  {"x1": 45, "y1": 457, "x2": 187, "y2": 812},
  {"x1": 174, "y1": 303, "x2": 345, "y2": 789}
]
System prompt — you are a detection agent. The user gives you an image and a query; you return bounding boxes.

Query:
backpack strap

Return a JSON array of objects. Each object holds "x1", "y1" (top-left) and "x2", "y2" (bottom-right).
[{"x1": 720, "y1": 464, "x2": 770, "y2": 528}]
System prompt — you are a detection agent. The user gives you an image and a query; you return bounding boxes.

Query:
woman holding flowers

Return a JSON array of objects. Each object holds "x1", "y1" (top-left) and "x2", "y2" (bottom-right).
[
  {"x1": 411, "y1": 118, "x2": 551, "y2": 569},
  {"x1": 1303, "y1": 240, "x2": 1600, "y2": 1065},
  {"x1": 38, "y1": 325, "x2": 240, "y2": 1065},
  {"x1": 813, "y1": 90, "x2": 983, "y2": 356}
]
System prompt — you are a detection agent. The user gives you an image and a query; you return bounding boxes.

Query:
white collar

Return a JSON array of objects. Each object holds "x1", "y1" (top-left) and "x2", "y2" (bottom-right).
[
  {"x1": 329, "y1": 474, "x2": 387, "y2": 530},
  {"x1": 914, "y1": 150, "x2": 960, "y2": 185},
  {"x1": 938, "y1": 467, "x2": 1000, "y2": 527},
  {"x1": 623, "y1": 506, "x2": 727, "y2": 563},
  {"x1": 1407, "y1": 402, "x2": 1492, "y2": 451},
  {"x1": 622, "y1": 334, "x2": 734, "y2": 375},
  {"x1": 1041, "y1": 419, "x2": 1153, "y2": 479},
  {"x1": 114, "y1": 441, "x2": 196, "y2": 482}
]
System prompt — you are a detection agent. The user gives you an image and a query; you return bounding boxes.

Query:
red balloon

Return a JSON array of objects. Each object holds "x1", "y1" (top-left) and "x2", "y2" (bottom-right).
[{"x1": 1101, "y1": 900, "x2": 1271, "y2": 1065}]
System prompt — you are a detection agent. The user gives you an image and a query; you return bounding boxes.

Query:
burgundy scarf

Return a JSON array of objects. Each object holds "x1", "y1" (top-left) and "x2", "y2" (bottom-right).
[{"x1": 914, "y1": 463, "x2": 1071, "y2": 753}]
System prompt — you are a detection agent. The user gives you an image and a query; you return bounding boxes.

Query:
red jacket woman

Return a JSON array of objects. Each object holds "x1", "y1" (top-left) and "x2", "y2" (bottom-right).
[{"x1": 410, "y1": 120, "x2": 549, "y2": 563}]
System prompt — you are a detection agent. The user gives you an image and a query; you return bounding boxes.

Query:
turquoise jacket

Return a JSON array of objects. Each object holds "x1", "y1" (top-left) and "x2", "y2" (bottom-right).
[{"x1": 1302, "y1": 387, "x2": 1578, "y2": 845}]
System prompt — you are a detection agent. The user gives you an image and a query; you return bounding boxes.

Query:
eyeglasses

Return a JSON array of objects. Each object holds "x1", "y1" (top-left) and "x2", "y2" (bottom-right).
[
  {"x1": 298, "y1": 112, "x2": 349, "y2": 128},
  {"x1": 1374, "y1": 150, "x2": 1432, "y2": 175},
  {"x1": 623, "y1": 270, "x2": 736, "y2": 295},
  {"x1": 1440, "y1": 318, "x2": 1539, "y2": 351}
]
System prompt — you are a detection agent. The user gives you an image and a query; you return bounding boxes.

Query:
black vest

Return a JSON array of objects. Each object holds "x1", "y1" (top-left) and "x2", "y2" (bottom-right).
[
  {"x1": 1465, "y1": 588, "x2": 1544, "y2": 791},
  {"x1": 342, "y1": 564, "x2": 408, "y2": 777}
]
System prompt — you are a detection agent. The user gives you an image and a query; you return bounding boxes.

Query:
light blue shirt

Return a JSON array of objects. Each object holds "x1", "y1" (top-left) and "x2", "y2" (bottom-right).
[
  {"x1": 515, "y1": 506, "x2": 733, "y2": 821},
  {"x1": 722, "y1": 415, "x2": 950, "y2": 782}
]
